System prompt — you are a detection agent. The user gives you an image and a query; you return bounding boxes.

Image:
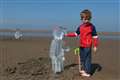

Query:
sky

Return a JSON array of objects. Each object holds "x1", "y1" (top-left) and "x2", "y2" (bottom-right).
[{"x1": 0, "y1": 0, "x2": 119, "y2": 32}]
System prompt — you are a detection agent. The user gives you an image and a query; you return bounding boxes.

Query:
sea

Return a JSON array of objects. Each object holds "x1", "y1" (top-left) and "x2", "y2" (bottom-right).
[{"x1": 0, "y1": 31, "x2": 120, "y2": 40}]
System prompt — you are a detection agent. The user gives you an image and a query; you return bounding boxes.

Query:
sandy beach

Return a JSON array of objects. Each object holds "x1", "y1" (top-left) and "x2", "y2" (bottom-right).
[{"x1": 0, "y1": 36, "x2": 120, "y2": 80}]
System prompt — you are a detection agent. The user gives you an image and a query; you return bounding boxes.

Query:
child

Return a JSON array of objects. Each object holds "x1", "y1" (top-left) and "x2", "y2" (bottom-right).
[{"x1": 65, "y1": 9, "x2": 98, "y2": 77}]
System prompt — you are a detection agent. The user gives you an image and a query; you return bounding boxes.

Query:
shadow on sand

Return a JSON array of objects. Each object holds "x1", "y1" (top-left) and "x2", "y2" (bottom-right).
[
  {"x1": 64, "y1": 63, "x2": 102, "y2": 75},
  {"x1": 91, "y1": 63, "x2": 102, "y2": 75}
]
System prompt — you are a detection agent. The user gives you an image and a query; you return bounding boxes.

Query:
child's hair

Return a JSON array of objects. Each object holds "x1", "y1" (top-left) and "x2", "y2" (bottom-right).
[{"x1": 80, "y1": 9, "x2": 92, "y2": 20}]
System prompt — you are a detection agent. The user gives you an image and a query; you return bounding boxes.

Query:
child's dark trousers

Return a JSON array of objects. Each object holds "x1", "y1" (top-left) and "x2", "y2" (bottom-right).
[{"x1": 80, "y1": 47, "x2": 92, "y2": 74}]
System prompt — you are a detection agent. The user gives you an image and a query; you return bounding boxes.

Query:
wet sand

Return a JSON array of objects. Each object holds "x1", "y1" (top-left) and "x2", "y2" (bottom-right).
[{"x1": 0, "y1": 37, "x2": 120, "y2": 80}]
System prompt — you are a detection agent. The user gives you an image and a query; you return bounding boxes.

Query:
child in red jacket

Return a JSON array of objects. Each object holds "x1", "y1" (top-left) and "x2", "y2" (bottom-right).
[{"x1": 65, "y1": 9, "x2": 98, "y2": 77}]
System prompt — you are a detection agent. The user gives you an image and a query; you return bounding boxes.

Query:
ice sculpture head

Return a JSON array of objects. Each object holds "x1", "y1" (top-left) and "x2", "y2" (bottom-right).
[{"x1": 53, "y1": 27, "x2": 66, "y2": 40}]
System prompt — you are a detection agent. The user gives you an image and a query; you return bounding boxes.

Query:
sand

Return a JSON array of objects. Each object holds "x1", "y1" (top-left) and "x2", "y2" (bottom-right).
[{"x1": 0, "y1": 37, "x2": 120, "y2": 80}]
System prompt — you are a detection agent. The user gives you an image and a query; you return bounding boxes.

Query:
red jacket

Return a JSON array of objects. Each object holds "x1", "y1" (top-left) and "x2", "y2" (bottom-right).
[{"x1": 65, "y1": 22, "x2": 98, "y2": 48}]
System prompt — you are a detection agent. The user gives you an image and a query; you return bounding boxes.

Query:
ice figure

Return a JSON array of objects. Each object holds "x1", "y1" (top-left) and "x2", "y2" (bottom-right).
[
  {"x1": 49, "y1": 27, "x2": 69, "y2": 74},
  {"x1": 14, "y1": 29, "x2": 23, "y2": 39}
]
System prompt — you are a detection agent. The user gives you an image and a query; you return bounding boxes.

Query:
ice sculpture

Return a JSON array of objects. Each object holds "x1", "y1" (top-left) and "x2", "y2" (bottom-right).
[{"x1": 49, "y1": 27, "x2": 69, "y2": 74}]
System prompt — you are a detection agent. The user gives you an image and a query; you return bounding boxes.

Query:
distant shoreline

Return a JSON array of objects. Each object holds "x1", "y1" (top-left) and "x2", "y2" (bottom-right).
[
  {"x1": 0, "y1": 29, "x2": 52, "y2": 33},
  {"x1": 0, "y1": 29, "x2": 120, "y2": 35}
]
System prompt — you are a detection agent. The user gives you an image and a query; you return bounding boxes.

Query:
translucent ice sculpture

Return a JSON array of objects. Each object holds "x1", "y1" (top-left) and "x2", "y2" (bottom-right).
[
  {"x1": 49, "y1": 27, "x2": 69, "y2": 74},
  {"x1": 14, "y1": 29, "x2": 22, "y2": 39}
]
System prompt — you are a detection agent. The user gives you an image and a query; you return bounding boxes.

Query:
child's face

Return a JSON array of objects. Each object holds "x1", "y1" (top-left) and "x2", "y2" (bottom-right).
[
  {"x1": 80, "y1": 12, "x2": 91, "y2": 23},
  {"x1": 80, "y1": 13, "x2": 89, "y2": 23}
]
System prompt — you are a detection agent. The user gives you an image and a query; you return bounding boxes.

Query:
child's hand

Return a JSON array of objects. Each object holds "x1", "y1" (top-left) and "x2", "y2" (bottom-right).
[{"x1": 93, "y1": 47, "x2": 97, "y2": 53}]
